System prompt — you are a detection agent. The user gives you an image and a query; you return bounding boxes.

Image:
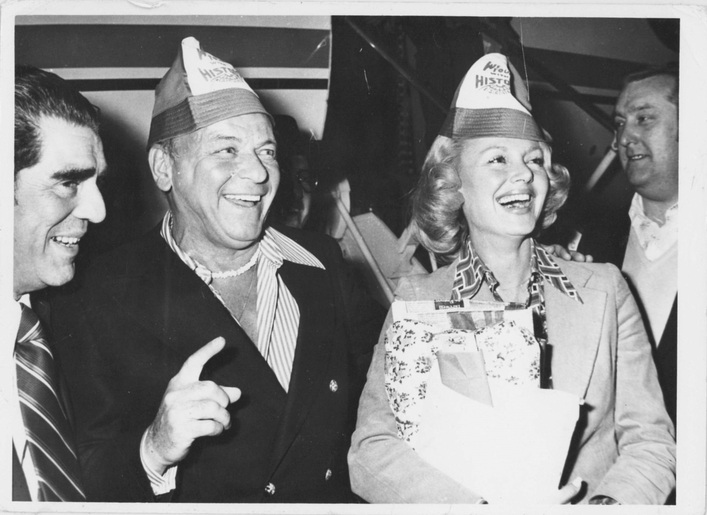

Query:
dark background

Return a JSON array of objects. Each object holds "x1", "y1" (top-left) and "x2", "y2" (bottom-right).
[{"x1": 15, "y1": 15, "x2": 680, "y2": 264}]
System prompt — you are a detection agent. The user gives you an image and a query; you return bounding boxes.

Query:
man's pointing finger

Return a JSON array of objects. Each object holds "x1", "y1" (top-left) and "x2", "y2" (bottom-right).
[{"x1": 179, "y1": 336, "x2": 226, "y2": 382}]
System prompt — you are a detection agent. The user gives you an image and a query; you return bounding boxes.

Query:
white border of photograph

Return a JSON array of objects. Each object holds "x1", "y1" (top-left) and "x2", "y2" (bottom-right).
[{"x1": 1, "y1": 1, "x2": 704, "y2": 514}]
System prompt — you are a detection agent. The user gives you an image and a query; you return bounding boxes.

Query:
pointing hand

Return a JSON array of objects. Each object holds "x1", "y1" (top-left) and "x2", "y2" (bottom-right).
[{"x1": 144, "y1": 337, "x2": 241, "y2": 473}]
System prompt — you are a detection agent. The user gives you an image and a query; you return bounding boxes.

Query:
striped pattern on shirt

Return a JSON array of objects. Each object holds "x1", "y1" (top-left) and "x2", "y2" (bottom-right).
[
  {"x1": 15, "y1": 305, "x2": 86, "y2": 501},
  {"x1": 451, "y1": 238, "x2": 582, "y2": 304},
  {"x1": 160, "y1": 212, "x2": 325, "y2": 391}
]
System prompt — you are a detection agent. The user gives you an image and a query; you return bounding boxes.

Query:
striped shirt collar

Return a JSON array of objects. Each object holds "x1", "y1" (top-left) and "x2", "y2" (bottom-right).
[
  {"x1": 160, "y1": 211, "x2": 324, "y2": 284},
  {"x1": 451, "y1": 238, "x2": 582, "y2": 303}
]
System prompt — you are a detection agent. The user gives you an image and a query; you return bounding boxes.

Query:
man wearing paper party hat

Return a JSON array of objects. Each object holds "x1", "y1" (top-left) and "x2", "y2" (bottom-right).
[
  {"x1": 349, "y1": 53, "x2": 675, "y2": 505},
  {"x1": 48, "y1": 36, "x2": 381, "y2": 503}
]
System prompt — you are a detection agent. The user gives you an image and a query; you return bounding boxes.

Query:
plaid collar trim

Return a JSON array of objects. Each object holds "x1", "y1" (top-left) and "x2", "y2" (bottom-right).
[
  {"x1": 451, "y1": 239, "x2": 582, "y2": 303},
  {"x1": 532, "y1": 241, "x2": 583, "y2": 303},
  {"x1": 450, "y1": 240, "x2": 498, "y2": 300}
]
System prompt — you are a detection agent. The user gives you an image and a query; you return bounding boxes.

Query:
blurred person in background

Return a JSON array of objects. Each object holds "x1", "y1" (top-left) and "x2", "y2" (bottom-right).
[{"x1": 271, "y1": 115, "x2": 318, "y2": 229}]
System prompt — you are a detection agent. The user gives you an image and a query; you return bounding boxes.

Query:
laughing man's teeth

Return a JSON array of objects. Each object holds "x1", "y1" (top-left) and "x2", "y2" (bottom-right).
[
  {"x1": 226, "y1": 194, "x2": 261, "y2": 202},
  {"x1": 53, "y1": 236, "x2": 80, "y2": 246},
  {"x1": 629, "y1": 154, "x2": 645, "y2": 160},
  {"x1": 499, "y1": 194, "x2": 531, "y2": 205}
]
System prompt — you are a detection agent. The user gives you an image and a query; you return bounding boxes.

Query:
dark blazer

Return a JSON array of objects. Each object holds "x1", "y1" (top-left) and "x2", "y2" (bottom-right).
[
  {"x1": 577, "y1": 213, "x2": 677, "y2": 426},
  {"x1": 47, "y1": 223, "x2": 381, "y2": 503}
]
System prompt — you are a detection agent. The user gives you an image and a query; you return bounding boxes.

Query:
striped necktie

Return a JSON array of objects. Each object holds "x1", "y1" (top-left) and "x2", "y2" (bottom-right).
[{"x1": 14, "y1": 304, "x2": 85, "y2": 502}]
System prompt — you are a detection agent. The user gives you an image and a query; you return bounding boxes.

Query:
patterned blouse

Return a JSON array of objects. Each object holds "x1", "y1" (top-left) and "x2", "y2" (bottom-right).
[
  {"x1": 451, "y1": 238, "x2": 583, "y2": 387},
  {"x1": 384, "y1": 239, "x2": 585, "y2": 444}
]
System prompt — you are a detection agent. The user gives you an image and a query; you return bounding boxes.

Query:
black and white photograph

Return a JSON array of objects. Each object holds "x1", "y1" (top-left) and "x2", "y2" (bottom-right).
[{"x1": 1, "y1": 1, "x2": 705, "y2": 513}]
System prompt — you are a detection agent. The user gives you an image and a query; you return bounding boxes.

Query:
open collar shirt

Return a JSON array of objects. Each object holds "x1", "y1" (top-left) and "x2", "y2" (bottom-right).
[
  {"x1": 451, "y1": 239, "x2": 582, "y2": 388},
  {"x1": 160, "y1": 211, "x2": 325, "y2": 391},
  {"x1": 451, "y1": 238, "x2": 583, "y2": 307},
  {"x1": 143, "y1": 212, "x2": 326, "y2": 496},
  {"x1": 628, "y1": 193, "x2": 678, "y2": 262}
]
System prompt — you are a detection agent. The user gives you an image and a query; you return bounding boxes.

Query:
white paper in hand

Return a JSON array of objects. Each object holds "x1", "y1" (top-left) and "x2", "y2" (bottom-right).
[{"x1": 415, "y1": 360, "x2": 580, "y2": 504}]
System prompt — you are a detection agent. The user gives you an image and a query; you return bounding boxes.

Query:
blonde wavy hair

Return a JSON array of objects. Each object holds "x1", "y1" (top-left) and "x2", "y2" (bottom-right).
[{"x1": 410, "y1": 135, "x2": 570, "y2": 260}]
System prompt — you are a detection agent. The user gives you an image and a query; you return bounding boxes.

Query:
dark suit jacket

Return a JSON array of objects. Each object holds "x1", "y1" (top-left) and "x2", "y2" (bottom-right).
[
  {"x1": 47, "y1": 223, "x2": 382, "y2": 503},
  {"x1": 577, "y1": 213, "x2": 677, "y2": 426}
]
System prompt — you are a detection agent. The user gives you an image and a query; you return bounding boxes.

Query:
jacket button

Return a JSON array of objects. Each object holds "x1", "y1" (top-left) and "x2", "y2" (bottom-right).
[
  {"x1": 329, "y1": 380, "x2": 338, "y2": 392},
  {"x1": 325, "y1": 469, "x2": 332, "y2": 481},
  {"x1": 265, "y1": 483, "x2": 276, "y2": 496}
]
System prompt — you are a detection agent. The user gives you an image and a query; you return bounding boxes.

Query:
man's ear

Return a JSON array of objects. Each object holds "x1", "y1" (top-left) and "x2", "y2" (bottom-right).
[{"x1": 149, "y1": 146, "x2": 174, "y2": 192}]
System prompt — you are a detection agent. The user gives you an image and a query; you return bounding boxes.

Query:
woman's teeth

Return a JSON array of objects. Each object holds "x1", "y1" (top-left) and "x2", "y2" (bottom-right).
[{"x1": 498, "y1": 193, "x2": 531, "y2": 207}]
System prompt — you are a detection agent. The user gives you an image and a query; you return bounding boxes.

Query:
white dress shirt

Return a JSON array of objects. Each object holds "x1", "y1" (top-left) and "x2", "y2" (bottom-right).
[{"x1": 623, "y1": 194, "x2": 678, "y2": 345}]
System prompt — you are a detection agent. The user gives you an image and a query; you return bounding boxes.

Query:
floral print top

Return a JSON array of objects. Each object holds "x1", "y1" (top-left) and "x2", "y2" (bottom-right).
[
  {"x1": 384, "y1": 318, "x2": 540, "y2": 446},
  {"x1": 384, "y1": 239, "x2": 583, "y2": 446}
]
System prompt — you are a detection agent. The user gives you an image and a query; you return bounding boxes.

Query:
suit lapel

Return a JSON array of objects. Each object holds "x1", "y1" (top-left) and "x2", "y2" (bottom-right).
[
  {"x1": 657, "y1": 296, "x2": 678, "y2": 354},
  {"x1": 102, "y1": 230, "x2": 337, "y2": 470},
  {"x1": 267, "y1": 259, "x2": 334, "y2": 470},
  {"x1": 101, "y1": 233, "x2": 286, "y2": 413},
  {"x1": 12, "y1": 444, "x2": 31, "y2": 501},
  {"x1": 545, "y1": 264, "x2": 606, "y2": 400},
  {"x1": 30, "y1": 291, "x2": 78, "y2": 429},
  {"x1": 29, "y1": 293, "x2": 50, "y2": 329}
]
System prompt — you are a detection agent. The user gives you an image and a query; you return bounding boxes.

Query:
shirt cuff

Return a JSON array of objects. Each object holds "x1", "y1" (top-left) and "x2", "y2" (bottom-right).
[{"x1": 140, "y1": 430, "x2": 177, "y2": 496}]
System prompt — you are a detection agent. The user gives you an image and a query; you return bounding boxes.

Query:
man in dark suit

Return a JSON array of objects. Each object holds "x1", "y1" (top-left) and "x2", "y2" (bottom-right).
[
  {"x1": 578, "y1": 63, "x2": 678, "y2": 427},
  {"x1": 49, "y1": 36, "x2": 381, "y2": 503},
  {"x1": 11, "y1": 65, "x2": 107, "y2": 501}
]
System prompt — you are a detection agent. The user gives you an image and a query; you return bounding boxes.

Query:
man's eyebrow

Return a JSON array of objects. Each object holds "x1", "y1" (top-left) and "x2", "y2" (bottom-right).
[
  {"x1": 211, "y1": 135, "x2": 239, "y2": 142},
  {"x1": 205, "y1": 134, "x2": 243, "y2": 146},
  {"x1": 629, "y1": 102, "x2": 657, "y2": 113},
  {"x1": 207, "y1": 135, "x2": 276, "y2": 145},
  {"x1": 614, "y1": 102, "x2": 657, "y2": 118},
  {"x1": 51, "y1": 168, "x2": 96, "y2": 182}
]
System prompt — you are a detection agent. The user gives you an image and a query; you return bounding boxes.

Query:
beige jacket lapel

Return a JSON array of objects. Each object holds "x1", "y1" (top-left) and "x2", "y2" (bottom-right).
[
  {"x1": 545, "y1": 262, "x2": 607, "y2": 400},
  {"x1": 403, "y1": 258, "x2": 608, "y2": 402}
]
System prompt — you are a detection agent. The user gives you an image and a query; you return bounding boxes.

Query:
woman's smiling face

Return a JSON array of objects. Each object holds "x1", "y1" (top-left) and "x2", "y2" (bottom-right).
[{"x1": 458, "y1": 137, "x2": 550, "y2": 243}]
